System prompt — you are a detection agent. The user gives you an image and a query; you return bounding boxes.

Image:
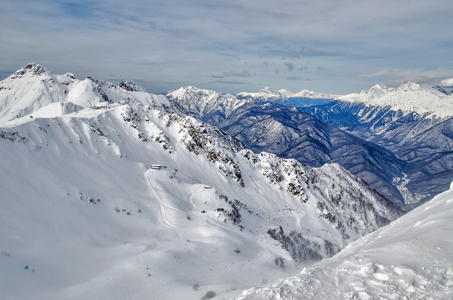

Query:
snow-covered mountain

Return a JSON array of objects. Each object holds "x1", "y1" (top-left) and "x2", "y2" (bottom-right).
[
  {"x1": 217, "y1": 103, "x2": 407, "y2": 207},
  {"x1": 236, "y1": 181, "x2": 453, "y2": 300},
  {"x1": 168, "y1": 87, "x2": 408, "y2": 207},
  {"x1": 300, "y1": 82, "x2": 453, "y2": 206},
  {"x1": 237, "y1": 86, "x2": 337, "y2": 107},
  {"x1": 238, "y1": 86, "x2": 339, "y2": 102},
  {"x1": 339, "y1": 82, "x2": 453, "y2": 118},
  {"x1": 168, "y1": 82, "x2": 453, "y2": 207},
  {"x1": 0, "y1": 64, "x2": 400, "y2": 300},
  {"x1": 167, "y1": 86, "x2": 251, "y2": 125},
  {"x1": 166, "y1": 86, "x2": 336, "y2": 127}
]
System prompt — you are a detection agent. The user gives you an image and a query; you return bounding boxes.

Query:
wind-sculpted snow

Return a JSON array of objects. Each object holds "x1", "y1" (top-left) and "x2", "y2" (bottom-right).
[
  {"x1": 0, "y1": 64, "x2": 401, "y2": 300},
  {"x1": 236, "y1": 182, "x2": 453, "y2": 300}
]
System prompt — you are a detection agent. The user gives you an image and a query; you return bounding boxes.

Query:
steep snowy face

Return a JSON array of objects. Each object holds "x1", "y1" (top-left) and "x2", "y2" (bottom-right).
[
  {"x1": 339, "y1": 81, "x2": 453, "y2": 118},
  {"x1": 0, "y1": 65, "x2": 401, "y2": 300},
  {"x1": 236, "y1": 182, "x2": 453, "y2": 300}
]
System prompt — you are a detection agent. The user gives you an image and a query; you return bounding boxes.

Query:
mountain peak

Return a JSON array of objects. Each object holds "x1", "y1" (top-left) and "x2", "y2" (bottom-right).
[
  {"x1": 259, "y1": 86, "x2": 280, "y2": 95},
  {"x1": 10, "y1": 63, "x2": 48, "y2": 79},
  {"x1": 395, "y1": 81, "x2": 426, "y2": 92},
  {"x1": 361, "y1": 84, "x2": 389, "y2": 99},
  {"x1": 118, "y1": 80, "x2": 147, "y2": 92},
  {"x1": 168, "y1": 86, "x2": 221, "y2": 100}
]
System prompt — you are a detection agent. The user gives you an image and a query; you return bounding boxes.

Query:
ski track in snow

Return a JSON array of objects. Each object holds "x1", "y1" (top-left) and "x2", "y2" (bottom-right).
[{"x1": 144, "y1": 168, "x2": 184, "y2": 228}]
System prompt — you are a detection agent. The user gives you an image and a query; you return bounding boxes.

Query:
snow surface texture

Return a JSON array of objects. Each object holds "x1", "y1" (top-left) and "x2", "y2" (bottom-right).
[
  {"x1": 236, "y1": 182, "x2": 453, "y2": 300},
  {"x1": 0, "y1": 64, "x2": 400, "y2": 300}
]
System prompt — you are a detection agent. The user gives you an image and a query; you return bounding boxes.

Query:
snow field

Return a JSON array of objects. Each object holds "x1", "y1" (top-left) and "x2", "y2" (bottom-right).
[
  {"x1": 236, "y1": 183, "x2": 453, "y2": 300},
  {"x1": 0, "y1": 108, "x2": 299, "y2": 299}
]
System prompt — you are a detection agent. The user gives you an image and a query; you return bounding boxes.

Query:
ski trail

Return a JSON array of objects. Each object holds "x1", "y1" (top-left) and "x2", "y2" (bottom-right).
[{"x1": 144, "y1": 168, "x2": 180, "y2": 228}]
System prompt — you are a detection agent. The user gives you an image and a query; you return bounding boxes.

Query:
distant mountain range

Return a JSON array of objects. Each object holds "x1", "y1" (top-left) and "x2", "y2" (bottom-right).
[
  {"x1": 299, "y1": 82, "x2": 453, "y2": 207},
  {"x1": 168, "y1": 82, "x2": 453, "y2": 209},
  {"x1": 237, "y1": 86, "x2": 337, "y2": 107}
]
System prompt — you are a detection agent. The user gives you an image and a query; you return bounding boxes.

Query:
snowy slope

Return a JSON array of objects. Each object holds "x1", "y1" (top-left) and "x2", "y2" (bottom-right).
[
  {"x1": 339, "y1": 82, "x2": 453, "y2": 119},
  {"x1": 0, "y1": 64, "x2": 400, "y2": 300},
  {"x1": 236, "y1": 181, "x2": 453, "y2": 299}
]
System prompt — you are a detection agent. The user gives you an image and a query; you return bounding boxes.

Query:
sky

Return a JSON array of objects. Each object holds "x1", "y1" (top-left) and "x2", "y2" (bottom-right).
[{"x1": 1, "y1": 0, "x2": 453, "y2": 94}]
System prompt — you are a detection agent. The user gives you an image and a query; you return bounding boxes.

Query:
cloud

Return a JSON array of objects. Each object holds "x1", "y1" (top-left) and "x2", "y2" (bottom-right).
[
  {"x1": 211, "y1": 70, "x2": 252, "y2": 79},
  {"x1": 440, "y1": 78, "x2": 453, "y2": 87},
  {"x1": 284, "y1": 62, "x2": 294, "y2": 72},
  {"x1": 1, "y1": 0, "x2": 453, "y2": 94},
  {"x1": 365, "y1": 68, "x2": 453, "y2": 85},
  {"x1": 212, "y1": 80, "x2": 245, "y2": 85}
]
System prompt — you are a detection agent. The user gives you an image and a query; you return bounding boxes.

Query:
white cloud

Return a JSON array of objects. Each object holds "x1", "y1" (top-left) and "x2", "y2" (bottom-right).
[
  {"x1": 1, "y1": 0, "x2": 453, "y2": 94},
  {"x1": 211, "y1": 70, "x2": 252, "y2": 79},
  {"x1": 365, "y1": 68, "x2": 453, "y2": 86},
  {"x1": 440, "y1": 78, "x2": 453, "y2": 87}
]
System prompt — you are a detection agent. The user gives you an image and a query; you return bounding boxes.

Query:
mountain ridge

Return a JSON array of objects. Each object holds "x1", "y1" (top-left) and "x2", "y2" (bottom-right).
[
  {"x1": 338, "y1": 81, "x2": 453, "y2": 118},
  {"x1": 0, "y1": 64, "x2": 401, "y2": 299},
  {"x1": 168, "y1": 81, "x2": 453, "y2": 207},
  {"x1": 237, "y1": 86, "x2": 340, "y2": 102}
]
